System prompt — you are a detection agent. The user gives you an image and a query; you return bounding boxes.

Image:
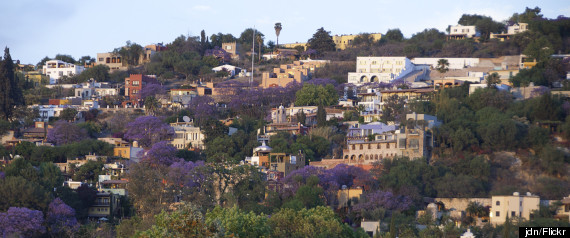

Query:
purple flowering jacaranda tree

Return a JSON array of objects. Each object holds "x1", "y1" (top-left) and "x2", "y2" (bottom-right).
[
  {"x1": 0, "y1": 207, "x2": 46, "y2": 237},
  {"x1": 124, "y1": 116, "x2": 174, "y2": 148},
  {"x1": 46, "y1": 120, "x2": 88, "y2": 145},
  {"x1": 47, "y1": 198, "x2": 79, "y2": 235}
]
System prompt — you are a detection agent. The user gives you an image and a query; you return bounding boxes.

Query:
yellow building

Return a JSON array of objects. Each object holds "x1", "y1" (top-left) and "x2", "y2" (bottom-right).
[
  {"x1": 332, "y1": 33, "x2": 382, "y2": 50},
  {"x1": 280, "y1": 42, "x2": 307, "y2": 50}
]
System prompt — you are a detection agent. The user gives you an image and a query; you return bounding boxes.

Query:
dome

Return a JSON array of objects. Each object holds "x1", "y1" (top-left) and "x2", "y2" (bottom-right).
[{"x1": 253, "y1": 142, "x2": 272, "y2": 153}]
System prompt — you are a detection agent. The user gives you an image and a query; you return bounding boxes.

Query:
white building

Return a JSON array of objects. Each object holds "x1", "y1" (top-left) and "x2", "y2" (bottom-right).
[
  {"x1": 347, "y1": 57, "x2": 416, "y2": 85},
  {"x1": 42, "y1": 60, "x2": 85, "y2": 84},
  {"x1": 74, "y1": 80, "x2": 118, "y2": 99},
  {"x1": 490, "y1": 192, "x2": 540, "y2": 225},
  {"x1": 507, "y1": 23, "x2": 528, "y2": 34},
  {"x1": 411, "y1": 58, "x2": 480, "y2": 70},
  {"x1": 448, "y1": 25, "x2": 478, "y2": 39},
  {"x1": 212, "y1": 64, "x2": 243, "y2": 77},
  {"x1": 169, "y1": 122, "x2": 205, "y2": 150},
  {"x1": 36, "y1": 105, "x2": 67, "y2": 122}
]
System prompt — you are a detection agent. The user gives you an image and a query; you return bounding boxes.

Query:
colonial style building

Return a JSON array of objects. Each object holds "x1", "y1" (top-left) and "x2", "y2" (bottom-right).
[{"x1": 347, "y1": 57, "x2": 422, "y2": 85}]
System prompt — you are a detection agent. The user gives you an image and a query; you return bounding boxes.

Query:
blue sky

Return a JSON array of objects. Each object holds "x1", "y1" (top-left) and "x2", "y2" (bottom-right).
[{"x1": 1, "y1": 0, "x2": 569, "y2": 64}]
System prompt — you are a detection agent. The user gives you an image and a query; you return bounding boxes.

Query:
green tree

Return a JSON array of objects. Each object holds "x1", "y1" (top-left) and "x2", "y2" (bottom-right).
[
  {"x1": 0, "y1": 176, "x2": 51, "y2": 212},
  {"x1": 59, "y1": 108, "x2": 78, "y2": 122},
  {"x1": 72, "y1": 160, "x2": 104, "y2": 184},
  {"x1": 317, "y1": 105, "x2": 326, "y2": 127},
  {"x1": 268, "y1": 206, "x2": 360, "y2": 238},
  {"x1": 114, "y1": 41, "x2": 144, "y2": 66},
  {"x1": 144, "y1": 96, "x2": 160, "y2": 116},
  {"x1": 436, "y1": 59, "x2": 449, "y2": 74},
  {"x1": 295, "y1": 84, "x2": 338, "y2": 106},
  {"x1": 0, "y1": 47, "x2": 24, "y2": 120},
  {"x1": 352, "y1": 33, "x2": 375, "y2": 47},
  {"x1": 205, "y1": 206, "x2": 270, "y2": 238},
  {"x1": 523, "y1": 36, "x2": 554, "y2": 63},
  {"x1": 307, "y1": 27, "x2": 336, "y2": 56},
  {"x1": 381, "y1": 95, "x2": 406, "y2": 123},
  {"x1": 136, "y1": 203, "x2": 220, "y2": 237},
  {"x1": 54, "y1": 54, "x2": 76, "y2": 64},
  {"x1": 486, "y1": 72, "x2": 501, "y2": 88},
  {"x1": 385, "y1": 29, "x2": 404, "y2": 42},
  {"x1": 296, "y1": 110, "x2": 306, "y2": 125},
  {"x1": 77, "y1": 64, "x2": 110, "y2": 82}
]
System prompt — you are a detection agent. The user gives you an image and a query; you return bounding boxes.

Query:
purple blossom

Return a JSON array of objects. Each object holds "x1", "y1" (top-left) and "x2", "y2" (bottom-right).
[
  {"x1": 352, "y1": 190, "x2": 412, "y2": 213},
  {"x1": 0, "y1": 171, "x2": 4, "y2": 179},
  {"x1": 531, "y1": 86, "x2": 550, "y2": 97},
  {"x1": 0, "y1": 207, "x2": 46, "y2": 237},
  {"x1": 47, "y1": 198, "x2": 79, "y2": 235},
  {"x1": 142, "y1": 141, "x2": 182, "y2": 166},
  {"x1": 188, "y1": 96, "x2": 216, "y2": 125},
  {"x1": 168, "y1": 160, "x2": 207, "y2": 188},
  {"x1": 124, "y1": 116, "x2": 174, "y2": 148},
  {"x1": 306, "y1": 78, "x2": 337, "y2": 87},
  {"x1": 140, "y1": 83, "x2": 165, "y2": 100},
  {"x1": 205, "y1": 46, "x2": 231, "y2": 62},
  {"x1": 46, "y1": 120, "x2": 88, "y2": 145}
]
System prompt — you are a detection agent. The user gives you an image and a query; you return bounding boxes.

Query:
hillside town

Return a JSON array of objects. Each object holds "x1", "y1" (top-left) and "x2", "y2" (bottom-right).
[{"x1": 1, "y1": 5, "x2": 570, "y2": 238}]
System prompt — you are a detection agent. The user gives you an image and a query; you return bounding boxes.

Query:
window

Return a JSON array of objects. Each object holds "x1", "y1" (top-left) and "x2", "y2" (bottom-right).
[
  {"x1": 368, "y1": 144, "x2": 371, "y2": 149},
  {"x1": 496, "y1": 201, "x2": 500, "y2": 206},
  {"x1": 132, "y1": 81, "x2": 140, "y2": 86},
  {"x1": 511, "y1": 211, "x2": 516, "y2": 217},
  {"x1": 496, "y1": 211, "x2": 500, "y2": 217},
  {"x1": 377, "y1": 144, "x2": 380, "y2": 149},
  {"x1": 360, "y1": 144, "x2": 363, "y2": 150},
  {"x1": 352, "y1": 145, "x2": 355, "y2": 150},
  {"x1": 387, "y1": 143, "x2": 390, "y2": 149},
  {"x1": 520, "y1": 201, "x2": 522, "y2": 206},
  {"x1": 99, "y1": 58, "x2": 104, "y2": 62}
]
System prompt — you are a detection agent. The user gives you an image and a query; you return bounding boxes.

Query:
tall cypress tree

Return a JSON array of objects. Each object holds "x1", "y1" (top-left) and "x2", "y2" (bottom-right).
[
  {"x1": 317, "y1": 105, "x2": 326, "y2": 127},
  {"x1": 0, "y1": 47, "x2": 23, "y2": 120}
]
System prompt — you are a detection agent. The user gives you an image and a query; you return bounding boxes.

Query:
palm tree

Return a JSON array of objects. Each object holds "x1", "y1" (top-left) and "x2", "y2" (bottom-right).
[
  {"x1": 256, "y1": 34, "x2": 263, "y2": 61},
  {"x1": 486, "y1": 72, "x2": 501, "y2": 88},
  {"x1": 274, "y1": 23, "x2": 282, "y2": 49},
  {"x1": 436, "y1": 59, "x2": 449, "y2": 73}
]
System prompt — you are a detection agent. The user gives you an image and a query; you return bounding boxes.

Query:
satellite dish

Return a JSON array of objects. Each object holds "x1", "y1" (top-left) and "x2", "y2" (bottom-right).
[{"x1": 183, "y1": 116, "x2": 190, "y2": 123}]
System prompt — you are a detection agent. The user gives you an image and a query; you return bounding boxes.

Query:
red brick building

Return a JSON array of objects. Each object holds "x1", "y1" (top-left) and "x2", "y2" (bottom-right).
[{"x1": 124, "y1": 74, "x2": 157, "y2": 106}]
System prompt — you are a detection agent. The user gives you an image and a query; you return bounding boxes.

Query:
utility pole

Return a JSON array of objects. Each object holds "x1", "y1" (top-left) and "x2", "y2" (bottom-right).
[{"x1": 251, "y1": 26, "x2": 255, "y2": 88}]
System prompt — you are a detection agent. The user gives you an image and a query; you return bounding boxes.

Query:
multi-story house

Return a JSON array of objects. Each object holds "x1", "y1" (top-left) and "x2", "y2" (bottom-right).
[
  {"x1": 490, "y1": 23, "x2": 529, "y2": 41},
  {"x1": 347, "y1": 57, "x2": 417, "y2": 85},
  {"x1": 490, "y1": 192, "x2": 540, "y2": 225},
  {"x1": 169, "y1": 122, "x2": 205, "y2": 150},
  {"x1": 96, "y1": 53, "x2": 127, "y2": 72},
  {"x1": 74, "y1": 80, "x2": 118, "y2": 99},
  {"x1": 342, "y1": 123, "x2": 435, "y2": 165},
  {"x1": 448, "y1": 25, "x2": 478, "y2": 40},
  {"x1": 88, "y1": 192, "x2": 121, "y2": 220},
  {"x1": 268, "y1": 153, "x2": 305, "y2": 177},
  {"x1": 124, "y1": 74, "x2": 158, "y2": 106},
  {"x1": 42, "y1": 60, "x2": 85, "y2": 84}
]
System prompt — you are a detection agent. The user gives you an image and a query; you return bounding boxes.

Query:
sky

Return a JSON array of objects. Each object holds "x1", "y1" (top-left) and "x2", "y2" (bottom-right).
[{"x1": 1, "y1": 0, "x2": 569, "y2": 65}]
